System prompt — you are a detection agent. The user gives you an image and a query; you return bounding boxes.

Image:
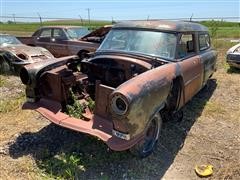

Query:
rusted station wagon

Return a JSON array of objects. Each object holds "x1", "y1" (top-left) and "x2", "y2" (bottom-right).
[
  {"x1": 18, "y1": 25, "x2": 112, "y2": 57},
  {"x1": 20, "y1": 20, "x2": 217, "y2": 157}
]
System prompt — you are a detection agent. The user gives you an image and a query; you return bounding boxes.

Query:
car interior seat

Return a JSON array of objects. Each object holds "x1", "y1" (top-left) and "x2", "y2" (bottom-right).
[{"x1": 187, "y1": 40, "x2": 194, "y2": 52}]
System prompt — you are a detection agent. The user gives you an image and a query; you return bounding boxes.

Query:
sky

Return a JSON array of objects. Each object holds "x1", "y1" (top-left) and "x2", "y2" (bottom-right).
[{"x1": 0, "y1": 0, "x2": 239, "y2": 22}]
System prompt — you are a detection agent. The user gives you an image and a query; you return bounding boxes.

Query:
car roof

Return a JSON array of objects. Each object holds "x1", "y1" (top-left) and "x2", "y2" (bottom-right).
[
  {"x1": 113, "y1": 20, "x2": 208, "y2": 32},
  {"x1": 39, "y1": 26, "x2": 87, "y2": 29}
]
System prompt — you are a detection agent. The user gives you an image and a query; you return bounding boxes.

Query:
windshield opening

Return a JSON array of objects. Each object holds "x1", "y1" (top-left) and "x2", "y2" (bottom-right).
[
  {"x1": 0, "y1": 35, "x2": 22, "y2": 46},
  {"x1": 66, "y1": 27, "x2": 90, "y2": 39},
  {"x1": 98, "y1": 29, "x2": 177, "y2": 60}
]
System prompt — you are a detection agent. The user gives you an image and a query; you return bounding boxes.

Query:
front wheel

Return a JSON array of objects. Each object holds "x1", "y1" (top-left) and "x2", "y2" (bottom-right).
[
  {"x1": 0, "y1": 56, "x2": 11, "y2": 73},
  {"x1": 130, "y1": 112, "x2": 162, "y2": 158}
]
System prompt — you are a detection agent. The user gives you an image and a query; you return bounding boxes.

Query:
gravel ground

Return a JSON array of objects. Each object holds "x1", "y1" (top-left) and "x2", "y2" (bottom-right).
[{"x1": 0, "y1": 46, "x2": 239, "y2": 179}]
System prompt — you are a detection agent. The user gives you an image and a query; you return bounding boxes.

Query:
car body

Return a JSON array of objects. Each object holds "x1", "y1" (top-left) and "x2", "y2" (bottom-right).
[
  {"x1": 0, "y1": 34, "x2": 54, "y2": 72},
  {"x1": 226, "y1": 43, "x2": 240, "y2": 69},
  {"x1": 20, "y1": 20, "x2": 217, "y2": 157},
  {"x1": 18, "y1": 25, "x2": 112, "y2": 57}
]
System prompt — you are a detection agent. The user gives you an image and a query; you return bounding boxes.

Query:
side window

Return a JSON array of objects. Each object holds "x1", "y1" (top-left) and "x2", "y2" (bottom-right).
[
  {"x1": 178, "y1": 34, "x2": 195, "y2": 58},
  {"x1": 53, "y1": 29, "x2": 66, "y2": 39},
  {"x1": 199, "y1": 34, "x2": 210, "y2": 51},
  {"x1": 39, "y1": 29, "x2": 51, "y2": 38}
]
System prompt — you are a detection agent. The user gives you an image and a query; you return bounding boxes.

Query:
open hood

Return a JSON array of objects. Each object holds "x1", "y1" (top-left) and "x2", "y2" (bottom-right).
[{"x1": 80, "y1": 25, "x2": 112, "y2": 40}]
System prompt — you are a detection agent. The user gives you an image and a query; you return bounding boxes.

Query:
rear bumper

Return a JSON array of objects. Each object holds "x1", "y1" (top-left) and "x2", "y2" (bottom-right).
[{"x1": 22, "y1": 98, "x2": 143, "y2": 151}]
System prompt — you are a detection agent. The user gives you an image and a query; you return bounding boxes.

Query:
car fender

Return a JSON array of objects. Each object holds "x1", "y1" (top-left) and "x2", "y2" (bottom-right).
[{"x1": 111, "y1": 63, "x2": 181, "y2": 137}]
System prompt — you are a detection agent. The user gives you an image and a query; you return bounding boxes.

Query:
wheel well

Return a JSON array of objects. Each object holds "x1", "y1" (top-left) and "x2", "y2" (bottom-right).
[
  {"x1": 0, "y1": 54, "x2": 9, "y2": 63},
  {"x1": 166, "y1": 76, "x2": 183, "y2": 112},
  {"x1": 27, "y1": 44, "x2": 35, "y2": 47}
]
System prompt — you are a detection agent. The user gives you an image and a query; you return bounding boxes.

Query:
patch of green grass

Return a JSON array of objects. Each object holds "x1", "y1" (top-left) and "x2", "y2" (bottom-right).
[
  {"x1": 0, "y1": 20, "x2": 111, "y2": 33},
  {"x1": 200, "y1": 20, "x2": 240, "y2": 38},
  {"x1": 204, "y1": 101, "x2": 227, "y2": 116},
  {"x1": 0, "y1": 92, "x2": 25, "y2": 113},
  {"x1": 215, "y1": 27, "x2": 240, "y2": 38},
  {"x1": 38, "y1": 135, "x2": 131, "y2": 179},
  {"x1": 212, "y1": 39, "x2": 237, "y2": 49},
  {"x1": 223, "y1": 61, "x2": 230, "y2": 71},
  {"x1": 39, "y1": 153, "x2": 85, "y2": 180},
  {"x1": 200, "y1": 20, "x2": 239, "y2": 27}
]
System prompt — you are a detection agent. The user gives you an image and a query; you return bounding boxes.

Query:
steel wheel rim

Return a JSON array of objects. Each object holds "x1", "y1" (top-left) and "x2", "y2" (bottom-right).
[{"x1": 142, "y1": 115, "x2": 160, "y2": 153}]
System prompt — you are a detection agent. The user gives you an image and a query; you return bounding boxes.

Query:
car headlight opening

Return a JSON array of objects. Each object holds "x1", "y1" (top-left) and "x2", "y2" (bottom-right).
[{"x1": 111, "y1": 94, "x2": 128, "y2": 115}]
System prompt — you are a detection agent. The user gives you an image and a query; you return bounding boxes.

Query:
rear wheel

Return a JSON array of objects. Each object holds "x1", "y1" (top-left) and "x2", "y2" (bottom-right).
[{"x1": 130, "y1": 112, "x2": 162, "y2": 158}]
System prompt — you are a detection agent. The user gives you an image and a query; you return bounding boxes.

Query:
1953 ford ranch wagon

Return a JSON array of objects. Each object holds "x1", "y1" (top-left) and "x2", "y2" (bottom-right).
[{"x1": 20, "y1": 20, "x2": 217, "y2": 157}]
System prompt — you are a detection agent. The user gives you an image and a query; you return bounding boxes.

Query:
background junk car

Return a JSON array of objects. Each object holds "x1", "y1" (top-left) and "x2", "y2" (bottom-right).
[
  {"x1": 226, "y1": 43, "x2": 240, "y2": 69},
  {"x1": 0, "y1": 34, "x2": 54, "y2": 73},
  {"x1": 20, "y1": 20, "x2": 217, "y2": 158},
  {"x1": 18, "y1": 25, "x2": 112, "y2": 58}
]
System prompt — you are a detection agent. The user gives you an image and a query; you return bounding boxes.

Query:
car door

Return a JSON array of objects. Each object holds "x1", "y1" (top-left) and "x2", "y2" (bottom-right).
[
  {"x1": 177, "y1": 33, "x2": 204, "y2": 103},
  {"x1": 50, "y1": 28, "x2": 69, "y2": 57},
  {"x1": 34, "y1": 28, "x2": 52, "y2": 52},
  {"x1": 198, "y1": 33, "x2": 217, "y2": 86}
]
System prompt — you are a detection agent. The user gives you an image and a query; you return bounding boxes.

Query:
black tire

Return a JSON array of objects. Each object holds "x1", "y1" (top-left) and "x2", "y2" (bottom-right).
[
  {"x1": 130, "y1": 113, "x2": 162, "y2": 158},
  {"x1": 0, "y1": 57, "x2": 11, "y2": 73},
  {"x1": 77, "y1": 50, "x2": 90, "y2": 60}
]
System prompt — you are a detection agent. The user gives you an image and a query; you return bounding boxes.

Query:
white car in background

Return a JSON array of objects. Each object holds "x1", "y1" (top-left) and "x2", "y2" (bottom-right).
[{"x1": 226, "y1": 43, "x2": 240, "y2": 69}]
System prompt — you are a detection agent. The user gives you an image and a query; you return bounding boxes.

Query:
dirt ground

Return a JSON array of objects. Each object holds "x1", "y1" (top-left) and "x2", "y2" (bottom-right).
[{"x1": 0, "y1": 45, "x2": 239, "y2": 179}]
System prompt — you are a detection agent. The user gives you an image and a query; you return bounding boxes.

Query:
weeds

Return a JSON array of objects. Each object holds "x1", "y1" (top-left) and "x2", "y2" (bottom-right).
[
  {"x1": 66, "y1": 89, "x2": 95, "y2": 118},
  {"x1": 212, "y1": 39, "x2": 236, "y2": 49},
  {"x1": 209, "y1": 20, "x2": 220, "y2": 38},
  {"x1": 38, "y1": 136, "x2": 131, "y2": 179},
  {"x1": 204, "y1": 101, "x2": 227, "y2": 116},
  {"x1": 0, "y1": 76, "x2": 6, "y2": 87},
  {"x1": 0, "y1": 92, "x2": 25, "y2": 113},
  {"x1": 39, "y1": 153, "x2": 85, "y2": 180},
  {"x1": 66, "y1": 89, "x2": 84, "y2": 119},
  {"x1": 86, "y1": 97, "x2": 95, "y2": 112}
]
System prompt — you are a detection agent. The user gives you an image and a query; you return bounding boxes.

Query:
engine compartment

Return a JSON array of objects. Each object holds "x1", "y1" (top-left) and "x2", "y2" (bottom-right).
[
  {"x1": 36, "y1": 55, "x2": 165, "y2": 118},
  {"x1": 81, "y1": 56, "x2": 152, "y2": 88}
]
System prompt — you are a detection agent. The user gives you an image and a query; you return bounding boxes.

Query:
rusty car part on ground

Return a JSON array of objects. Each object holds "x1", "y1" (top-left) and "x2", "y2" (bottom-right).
[
  {"x1": 20, "y1": 20, "x2": 217, "y2": 158},
  {"x1": 226, "y1": 43, "x2": 240, "y2": 69},
  {"x1": 0, "y1": 34, "x2": 54, "y2": 73},
  {"x1": 18, "y1": 25, "x2": 112, "y2": 58}
]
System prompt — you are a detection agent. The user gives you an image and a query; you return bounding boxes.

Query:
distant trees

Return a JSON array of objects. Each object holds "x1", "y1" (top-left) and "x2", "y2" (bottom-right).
[{"x1": 7, "y1": 20, "x2": 15, "y2": 24}]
